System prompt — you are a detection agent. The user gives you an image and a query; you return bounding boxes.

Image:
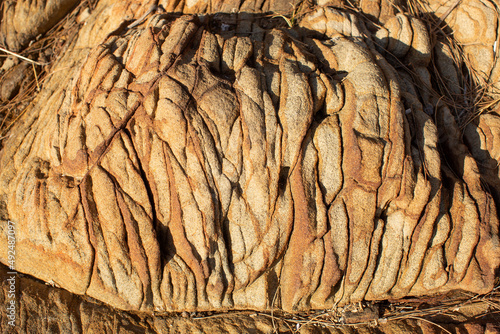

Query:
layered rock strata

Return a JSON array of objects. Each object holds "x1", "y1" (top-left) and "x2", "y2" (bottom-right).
[{"x1": 0, "y1": 0, "x2": 499, "y2": 318}]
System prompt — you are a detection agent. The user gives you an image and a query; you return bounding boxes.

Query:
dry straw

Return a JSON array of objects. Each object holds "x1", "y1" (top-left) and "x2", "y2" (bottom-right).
[{"x1": 187, "y1": 286, "x2": 500, "y2": 332}]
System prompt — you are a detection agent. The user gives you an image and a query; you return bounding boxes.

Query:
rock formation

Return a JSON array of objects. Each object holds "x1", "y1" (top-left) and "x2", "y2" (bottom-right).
[{"x1": 1, "y1": 0, "x2": 500, "y2": 332}]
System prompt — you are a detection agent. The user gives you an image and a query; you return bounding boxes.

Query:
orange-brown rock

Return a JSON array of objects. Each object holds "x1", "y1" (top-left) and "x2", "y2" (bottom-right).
[
  {"x1": 0, "y1": 0, "x2": 79, "y2": 51},
  {"x1": 1, "y1": 262, "x2": 499, "y2": 333},
  {"x1": 422, "y1": 0, "x2": 500, "y2": 97},
  {"x1": 1, "y1": 0, "x2": 500, "y2": 331}
]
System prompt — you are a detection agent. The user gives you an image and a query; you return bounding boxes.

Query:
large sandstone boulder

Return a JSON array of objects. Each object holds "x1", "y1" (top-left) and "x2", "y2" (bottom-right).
[{"x1": 1, "y1": 0, "x2": 500, "y2": 331}]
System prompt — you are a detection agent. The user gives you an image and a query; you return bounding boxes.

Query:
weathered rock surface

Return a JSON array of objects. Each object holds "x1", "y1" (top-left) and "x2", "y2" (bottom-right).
[
  {"x1": 0, "y1": 0, "x2": 79, "y2": 51},
  {"x1": 1, "y1": 0, "x2": 500, "y2": 331},
  {"x1": 422, "y1": 0, "x2": 500, "y2": 97},
  {"x1": 1, "y1": 262, "x2": 499, "y2": 333},
  {"x1": 160, "y1": 0, "x2": 304, "y2": 14}
]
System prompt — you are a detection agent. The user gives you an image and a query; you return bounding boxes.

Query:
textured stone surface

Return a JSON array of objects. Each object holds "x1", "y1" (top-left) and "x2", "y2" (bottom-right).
[
  {"x1": 423, "y1": 0, "x2": 500, "y2": 97},
  {"x1": 0, "y1": 0, "x2": 79, "y2": 51},
  {"x1": 0, "y1": 62, "x2": 34, "y2": 102},
  {"x1": 159, "y1": 0, "x2": 304, "y2": 14},
  {"x1": 1, "y1": 262, "x2": 499, "y2": 333},
  {"x1": 1, "y1": 0, "x2": 500, "y2": 330}
]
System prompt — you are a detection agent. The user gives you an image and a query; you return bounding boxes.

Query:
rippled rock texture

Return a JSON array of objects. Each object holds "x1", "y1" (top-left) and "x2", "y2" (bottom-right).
[
  {"x1": 1, "y1": 0, "x2": 500, "y2": 325},
  {"x1": 1, "y1": 262, "x2": 499, "y2": 333}
]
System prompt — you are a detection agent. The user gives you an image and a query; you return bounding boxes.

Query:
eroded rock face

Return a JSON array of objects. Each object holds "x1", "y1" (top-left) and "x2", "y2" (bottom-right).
[
  {"x1": 0, "y1": 0, "x2": 499, "y2": 321},
  {"x1": 1, "y1": 261, "x2": 499, "y2": 333},
  {"x1": 423, "y1": 0, "x2": 500, "y2": 97},
  {"x1": 0, "y1": 0, "x2": 79, "y2": 51}
]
